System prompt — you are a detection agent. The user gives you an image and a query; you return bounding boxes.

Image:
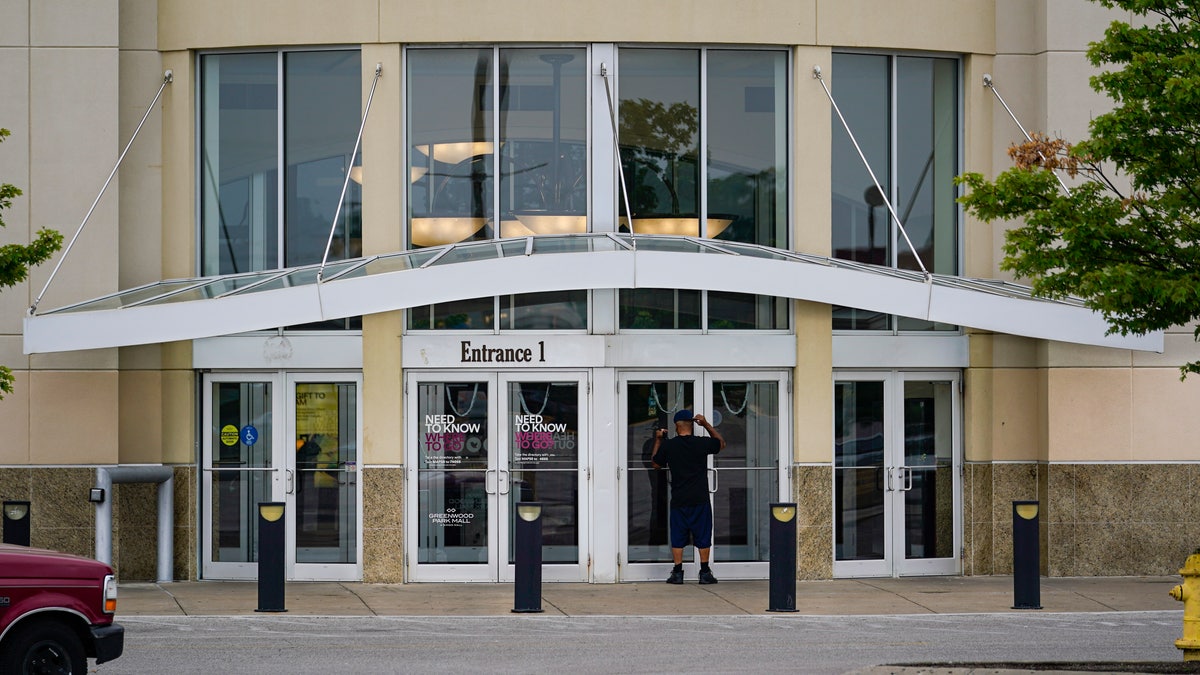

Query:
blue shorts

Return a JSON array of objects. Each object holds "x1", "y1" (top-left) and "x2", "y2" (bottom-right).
[{"x1": 669, "y1": 504, "x2": 713, "y2": 549}]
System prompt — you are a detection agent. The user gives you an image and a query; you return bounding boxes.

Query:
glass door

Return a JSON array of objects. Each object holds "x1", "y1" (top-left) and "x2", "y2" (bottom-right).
[
  {"x1": 287, "y1": 375, "x2": 362, "y2": 580},
  {"x1": 705, "y1": 374, "x2": 788, "y2": 580},
  {"x1": 407, "y1": 372, "x2": 588, "y2": 582},
  {"x1": 409, "y1": 377, "x2": 494, "y2": 581},
  {"x1": 202, "y1": 373, "x2": 363, "y2": 581},
  {"x1": 618, "y1": 372, "x2": 789, "y2": 581},
  {"x1": 833, "y1": 372, "x2": 960, "y2": 578},
  {"x1": 620, "y1": 374, "x2": 698, "y2": 581},
  {"x1": 203, "y1": 376, "x2": 276, "y2": 580},
  {"x1": 500, "y1": 374, "x2": 588, "y2": 582}
]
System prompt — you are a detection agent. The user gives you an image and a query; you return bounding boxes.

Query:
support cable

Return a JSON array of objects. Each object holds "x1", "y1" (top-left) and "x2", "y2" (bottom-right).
[
  {"x1": 813, "y1": 65, "x2": 929, "y2": 279},
  {"x1": 319, "y1": 62, "x2": 382, "y2": 282},
  {"x1": 599, "y1": 62, "x2": 635, "y2": 240},
  {"x1": 30, "y1": 70, "x2": 174, "y2": 315},
  {"x1": 983, "y1": 74, "x2": 1072, "y2": 196}
]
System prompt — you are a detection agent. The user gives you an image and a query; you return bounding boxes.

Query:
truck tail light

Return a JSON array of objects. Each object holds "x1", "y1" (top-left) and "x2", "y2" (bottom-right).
[{"x1": 103, "y1": 574, "x2": 118, "y2": 614}]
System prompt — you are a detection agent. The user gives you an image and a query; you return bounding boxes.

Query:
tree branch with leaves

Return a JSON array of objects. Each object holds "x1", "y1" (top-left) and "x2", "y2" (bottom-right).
[
  {"x1": 0, "y1": 127, "x2": 63, "y2": 398},
  {"x1": 957, "y1": 0, "x2": 1200, "y2": 376}
]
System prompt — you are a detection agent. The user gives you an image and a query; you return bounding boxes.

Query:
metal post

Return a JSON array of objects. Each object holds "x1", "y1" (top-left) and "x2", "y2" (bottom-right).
[
  {"x1": 2, "y1": 501, "x2": 31, "y2": 547},
  {"x1": 1012, "y1": 500, "x2": 1042, "y2": 610},
  {"x1": 513, "y1": 502, "x2": 544, "y2": 613},
  {"x1": 256, "y1": 502, "x2": 287, "y2": 613},
  {"x1": 767, "y1": 502, "x2": 798, "y2": 612}
]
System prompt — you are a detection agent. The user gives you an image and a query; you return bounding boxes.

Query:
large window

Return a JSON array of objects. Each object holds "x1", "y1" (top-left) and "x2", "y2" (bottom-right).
[
  {"x1": 617, "y1": 48, "x2": 788, "y2": 331},
  {"x1": 200, "y1": 49, "x2": 362, "y2": 329},
  {"x1": 407, "y1": 47, "x2": 589, "y2": 331},
  {"x1": 404, "y1": 46, "x2": 788, "y2": 334},
  {"x1": 831, "y1": 53, "x2": 959, "y2": 332}
]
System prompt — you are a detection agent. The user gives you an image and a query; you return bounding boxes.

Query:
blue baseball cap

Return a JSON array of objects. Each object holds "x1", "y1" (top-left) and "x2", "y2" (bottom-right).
[{"x1": 673, "y1": 409, "x2": 694, "y2": 423}]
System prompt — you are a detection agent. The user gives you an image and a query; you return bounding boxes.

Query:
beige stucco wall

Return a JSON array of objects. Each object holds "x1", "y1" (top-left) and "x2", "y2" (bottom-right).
[
  {"x1": 157, "y1": 0, "x2": 998, "y2": 54},
  {"x1": 1, "y1": 0, "x2": 123, "y2": 467}
]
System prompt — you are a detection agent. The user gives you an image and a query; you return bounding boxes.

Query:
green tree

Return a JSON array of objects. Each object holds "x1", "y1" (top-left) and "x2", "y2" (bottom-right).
[
  {"x1": 0, "y1": 128, "x2": 63, "y2": 398},
  {"x1": 957, "y1": 0, "x2": 1200, "y2": 375}
]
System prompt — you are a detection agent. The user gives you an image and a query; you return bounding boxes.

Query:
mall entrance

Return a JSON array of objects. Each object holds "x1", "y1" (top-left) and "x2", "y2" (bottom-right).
[
  {"x1": 201, "y1": 372, "x2": 363, "y2": 581},
  {"x1": 832, "y1": 371, "x2": 962, "y2": 577},
  {"x1": 405, "y1": 372, "x2": 589, "y2": 582},
  {"x1": 618, "y1": 371, "x2": 791, "y2": 581}
]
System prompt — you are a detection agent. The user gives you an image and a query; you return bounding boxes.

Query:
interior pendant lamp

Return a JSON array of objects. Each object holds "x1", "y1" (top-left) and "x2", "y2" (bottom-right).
[
  {"x1": 409, "y1": 141, "x2": 494, "y2": 247},
  {"x1": 504, "y1": 53, "x2": 587, "y2": 239}
]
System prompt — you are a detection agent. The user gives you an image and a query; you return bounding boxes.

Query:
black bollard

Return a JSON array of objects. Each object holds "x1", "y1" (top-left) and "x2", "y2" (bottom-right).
[
  {"x1": 3, "y1": 501, "x2": 30, "y2": 547},
  {"x1": 256, "y1": 502, "x2": 287, "y2": 613},
  {"x1": 767, "y1": 502, "x2": 799, "y2": 612},
  {"x1": 513, "y1": 502, "x2": 544, "y2": 613},
  {"x1": 1012, "y1": 500, "x2": 1042, "y2": 610}
]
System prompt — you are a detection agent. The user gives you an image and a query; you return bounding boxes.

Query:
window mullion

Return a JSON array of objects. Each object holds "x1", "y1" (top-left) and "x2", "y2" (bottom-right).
[
  {"x1": 889, "y1": 55, "x2": 899, "y2": 334},
  {"x1": 493, "y1": 47, "x2": 502, "y2": 332},
  {"x1": 276, "y1": 51, "x2": 286, "y2": 271}
]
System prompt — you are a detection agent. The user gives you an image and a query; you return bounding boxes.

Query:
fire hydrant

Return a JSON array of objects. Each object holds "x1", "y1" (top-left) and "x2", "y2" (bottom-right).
[{"x1": 1169, "y1": 552, "x2": 1200, "y2": 661}]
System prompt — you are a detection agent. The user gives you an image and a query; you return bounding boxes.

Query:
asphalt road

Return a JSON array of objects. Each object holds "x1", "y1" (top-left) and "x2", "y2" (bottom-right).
[{"x1": 98, "y1": 611, "x2": 1185, "y2": 674}]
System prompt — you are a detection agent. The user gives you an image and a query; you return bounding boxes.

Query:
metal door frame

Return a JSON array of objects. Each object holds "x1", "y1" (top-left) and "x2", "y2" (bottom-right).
[
  {"x1": 285, "y1": 372, "x2": 364, "y2": 581},
  {"x1": 405, "y1": 371, "x2": 590, "y2": 582},
  {"x1": 201, "y1": 371, "x2": 364, "y2": 581},
  {"x1": 832, "y1": 370, "x2": 962, "y2": 578},
  {"x1": 617, "y1": 370, "x2": 791, "y2": 582}
]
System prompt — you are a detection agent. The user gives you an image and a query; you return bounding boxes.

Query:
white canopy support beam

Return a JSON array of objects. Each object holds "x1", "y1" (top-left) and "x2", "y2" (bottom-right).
[{"x1": 23, "y1": 235, "x2": 1163, "y2": 354}]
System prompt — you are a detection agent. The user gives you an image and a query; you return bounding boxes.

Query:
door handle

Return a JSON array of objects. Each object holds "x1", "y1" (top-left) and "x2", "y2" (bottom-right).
[
  {"x1": 485, "y1": 469, "x2": 497, "y2": 495},
  {"x1": 499, "y1": 469, "x2": 510, "y2": 496},
  {"x1": 904, "y1": 467, "x2": 914, "y2": 491},
  {"x1": 707, "y1": 468, "x2": 718, "y2": 494},
  {"x1": 884, "y1": 466, "x2": 893, "y2": 492},
  {"x1": 286, "y1": 469, "x2": 294, "y2": 494}
]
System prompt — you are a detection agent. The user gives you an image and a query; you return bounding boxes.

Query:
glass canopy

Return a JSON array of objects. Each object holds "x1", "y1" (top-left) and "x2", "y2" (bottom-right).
[{"x1": 24, "y1": 233, "x2": 1160, "y2": 354}]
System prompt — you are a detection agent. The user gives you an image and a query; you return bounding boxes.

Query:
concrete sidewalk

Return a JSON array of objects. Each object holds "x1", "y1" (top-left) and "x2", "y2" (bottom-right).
[{"x1": 117, "y1": 575, "x2": 1183, "y2": 617}]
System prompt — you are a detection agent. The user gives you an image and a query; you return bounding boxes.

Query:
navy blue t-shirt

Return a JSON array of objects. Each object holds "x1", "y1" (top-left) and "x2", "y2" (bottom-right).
[{"x1": 653, "y1": 434, "x2": 721, "y2": 507}]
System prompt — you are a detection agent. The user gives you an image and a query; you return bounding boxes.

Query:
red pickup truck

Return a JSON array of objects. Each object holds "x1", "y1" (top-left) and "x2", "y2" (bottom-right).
[{"x1": 0, "y1": 543, "x2": 124, "y2": 673}]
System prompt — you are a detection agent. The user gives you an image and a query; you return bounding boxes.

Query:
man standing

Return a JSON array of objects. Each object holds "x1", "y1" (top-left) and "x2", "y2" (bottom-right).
[{"x1": 651, "y1": 409, "x2": 726, "y2": 584}]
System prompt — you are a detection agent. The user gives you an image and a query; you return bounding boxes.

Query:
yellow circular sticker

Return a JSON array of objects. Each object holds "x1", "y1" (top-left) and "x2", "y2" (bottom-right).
[{"x1": 220, "y1": 424, "x2": 239, "y2": 446}]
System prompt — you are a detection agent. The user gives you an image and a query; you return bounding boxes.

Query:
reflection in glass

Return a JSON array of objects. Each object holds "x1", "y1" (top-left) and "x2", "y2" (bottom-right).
[
  {"x1": 294, "y1": 382, "x2": 357, "y2": 564},
  {"x1": 834, "y1": 380, "x2": 886, "y2": 561},
  {"x1": 619, "y1": 49, "x2": 700, "y2": 231},
  {"x1": 903, "y1": 380, "x2": 954, "y2": 560},
  {"x1": 499, "y1": 48, "x2": 588, "y2": 231},
  {"x1": 200, "y1": 50, "x2": 362, "y2": 331},
  {"x1": 625, "y1": 381, "x2": 694, "y2": 563},
  {"x1": 831, "y1": 53, "x2": 890, "y2": 330},
  {"x1": 408, "y1": 49, "x2": 495, "y2": 248},
  {"x1": 711, "y1": 381, "x2": 779, "y2": 562},
  {"x1": 285, "y1": 51, "x2": 362, "y2": 267},
  {"x1": 507, "y1": 381, "x2": 580, "y2": 563},
  {"x1": 617, "y1": 48, "x2": 786, "y2": 330},
  {"x1": 503, "y1": 291, "x2": 586, "y2": 330},
  {"x1": 286, "y1": 51, "x2": 364, "y2": 331},
  {"x1": 896, "y1": 57, "x2": 958, "y2": 331},
  {"x1": 619, "y1": 289, "x2": 700, "y2": 330},
  {"x1": 417, "y1": 382, "x2": 490, "y2": 564},
  {"x1": 706, "y1": 50, "x2": 787, "y2": 248},
  {"x1": 211, "y1": 382, "x2": 272, "y2": 563},
  {"x1": 410, "y1": 297, "x2": 495, "y2": 330},
  {"x1": 708, "y1": 292, "x2": 785, "y2": 330},
  {"x1": 200, "y1": 53, "x2": 278, "y2": 276},
  {"x1": 831, "y1": 53, "x2": 959, "y2": 332}
]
